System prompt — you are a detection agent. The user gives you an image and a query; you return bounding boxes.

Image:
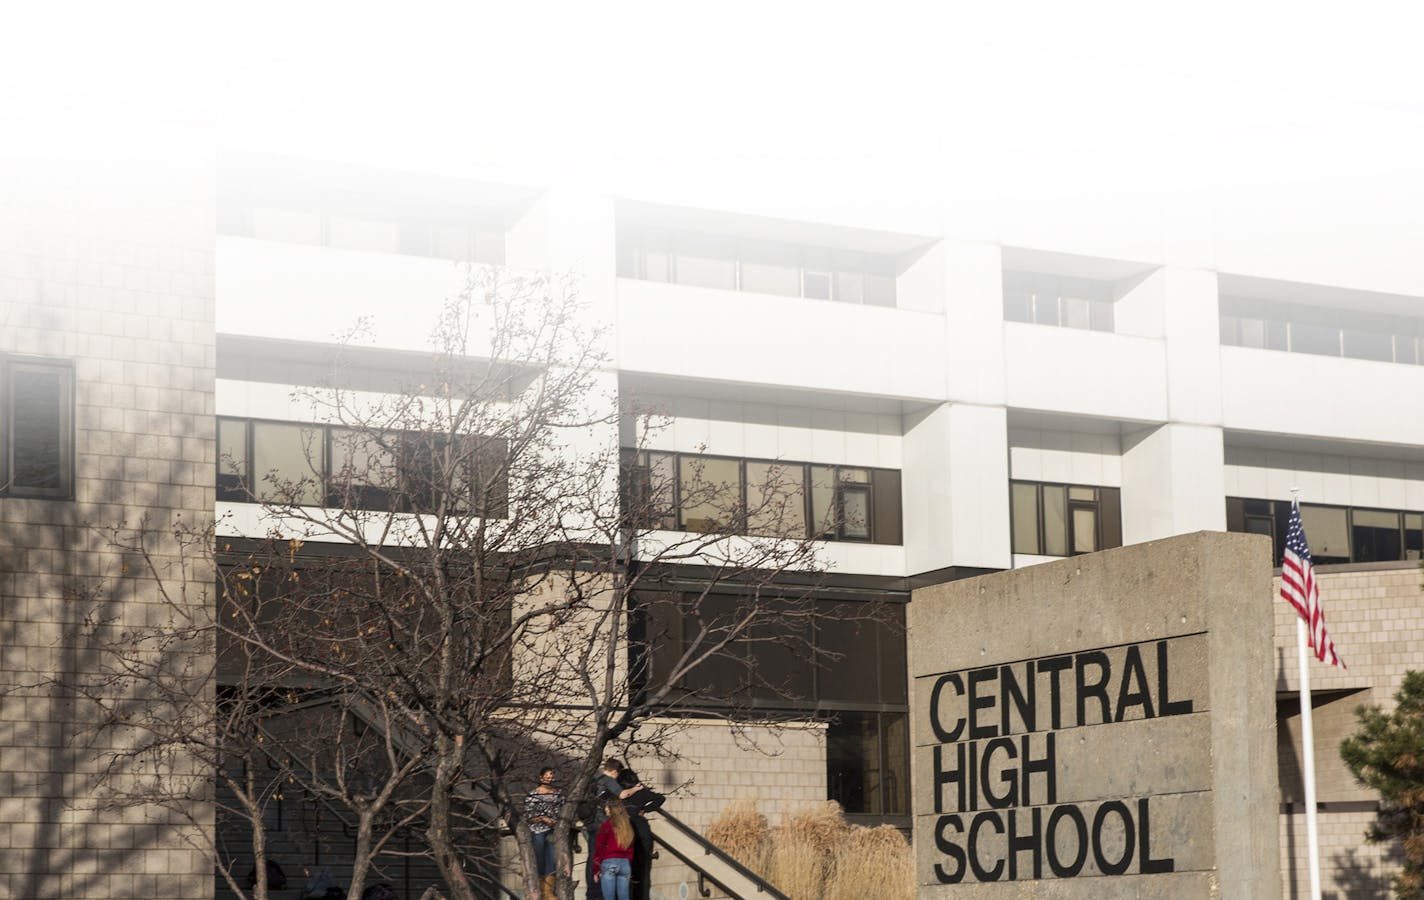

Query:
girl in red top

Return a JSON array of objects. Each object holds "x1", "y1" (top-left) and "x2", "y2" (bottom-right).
[{"x1": 592, "y1": 799, "x2": 635, "y2": 900}]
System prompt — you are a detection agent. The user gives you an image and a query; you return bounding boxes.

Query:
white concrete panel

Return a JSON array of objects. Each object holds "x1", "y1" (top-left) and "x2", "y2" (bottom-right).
[
  {"x1": 1114, "y1": 270, "x2": 1165, "y2": 339},
  {"x1": 1221, "y1": 347, "x2": 1424, "y2": 447},
  {"x1": 742, "y1": 404, "x2": 779, "y2": 460},
  {"x1": 1011, "y1": 553, "x2": 1060, "y2": 569},
  {"x1": 809, "y1": 409, "x2": 845, "y2": 463},
  {"x1": 1121, "y1": 423, "x2": 1226, "y2": 544},
  {"x1": 876, "y1": 415, "x2": 903, "y2": 468},
  {"x1": 1007, "y1": 428, "x2": 1123, "y2": 487},
  {"x1": 843, "y1": 412, "x2": 879, "y2": 464},
  {"x1": 1225, "y1": 447, "x2": 1424, "y2": 510},
  {"x1": 1002, "y1": 323, "x2": 1169, "y2": 422},
  {"x1": 707, "y1": 400, "x2": 745, "y2": 454},
  {"x1": 1161, "y1": 267, "x2": 1223, "y2": 425},
  {"x1": 776, "y1": 407, "x2": 814, "y2": 461},
  {"x1": 943, "y1": 241, "x2": 1006, "y2": 405},
  {"x1": 906, "y1": 403, "x2": 1011, "y2": 573},
  {"x1": 818, "y1": 541, "x2": 907, "y2": 578},
  {"x1": 217, "y1": 237, "x2": 474, "y2": 353},
  {"x1": 615, "y1": 278, "x2": 947, "y2": 401},
  {"x1": 506, "y1": 191, "x2": 618, "y2": 359},
  {"x1": 633, "y1": 399, "x2": 900, "y2": 468},
  {"x1": 944, "y1": 404, "x2": 1012, "y2": 570},
  {"x1": 902, "y1": 405, "x2": 952, "y2": 575}
]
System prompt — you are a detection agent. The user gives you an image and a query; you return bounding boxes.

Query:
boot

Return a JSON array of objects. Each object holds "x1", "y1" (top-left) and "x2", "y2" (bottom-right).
[{"x1": 541, "y1": 873, "x2": 556, "y2": 900}]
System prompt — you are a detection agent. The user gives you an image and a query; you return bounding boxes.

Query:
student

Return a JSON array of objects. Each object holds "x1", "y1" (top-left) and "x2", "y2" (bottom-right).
[
  {"x1": 526, "y1": 766, "x2": 563, "y2": 900},
  {"x1": 592, "y1": 800, "x2": 635, "y2": 900},
  {"x1": 600, "y1": 759, "x2": 659, "y2": 900}
]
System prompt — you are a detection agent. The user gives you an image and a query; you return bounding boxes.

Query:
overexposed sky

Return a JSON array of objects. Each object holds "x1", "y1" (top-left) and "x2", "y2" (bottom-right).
[{"x1": 6, "y1": 1, "x2": 1424, "y2": 289}]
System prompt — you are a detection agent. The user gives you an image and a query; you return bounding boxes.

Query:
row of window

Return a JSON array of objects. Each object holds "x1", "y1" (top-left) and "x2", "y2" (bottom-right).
[
  {"x1": 616, "y1": 226, "x2": 898, "y2": 307},
  {"x1": 217, "y1": 418, "x2": 508, "y2": 516},
  {"x1": 623, "y1": 450, "x2": 903, "y2": 544},
  {"x1": 634, "y1": 591, "x2": 908, "y2": 816},
  {"x1": 1227, "y1": 498, "x2": 1424, "y2": 565},
  {"x1": 1220, "y1": 296, "x2": 1424, "y2": 365},
  {"x1": 1010, "y1": 481, "x2": 1123, "y2": 557},
  {"x1": 219, "y1": 206, "x2": 506, "y2": 264},
  {"x1": 0, "y1": 357, "x2": 74, "y2": 500},
  {"x1": 1002, "y1": 270, "x2": 1116, "y2": 333}
]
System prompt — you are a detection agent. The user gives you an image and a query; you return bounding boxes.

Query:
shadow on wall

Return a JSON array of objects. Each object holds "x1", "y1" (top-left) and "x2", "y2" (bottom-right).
[
  {"x1": 0, "y1": 501, "x2": 189, "y2": 899},
  {"x1": 1331, "y1": 844, "x2": 1400, "y2": 900}
]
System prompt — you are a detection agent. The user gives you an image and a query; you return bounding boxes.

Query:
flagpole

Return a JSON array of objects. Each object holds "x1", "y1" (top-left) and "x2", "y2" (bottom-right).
[
  {"x1": 1290, "y1": 487, "x2": 1322, "y2": 900},
  {"x1": 1295, "y1": 616, "x2": 1322, "y2": 900}
]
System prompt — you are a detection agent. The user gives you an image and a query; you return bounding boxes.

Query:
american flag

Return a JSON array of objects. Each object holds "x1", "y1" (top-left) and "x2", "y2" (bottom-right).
[{"x1": 1280, "y1": 499, "x2": 1345, "y2": 669}]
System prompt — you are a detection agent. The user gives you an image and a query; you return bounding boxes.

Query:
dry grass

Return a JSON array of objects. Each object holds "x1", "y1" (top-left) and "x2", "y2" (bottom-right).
[
  {"x1": 704, "y1": 796, "x2": 771, "y2": 874},
  {"x1": 766, "y1": 802, "x2": 850, "y2": 900},
  {"x1": 707, "y1": 798, "x2": 912, "y2": 900},
  {"x1": 826, "y1": 824, "x2": 914, "y2": 900}
]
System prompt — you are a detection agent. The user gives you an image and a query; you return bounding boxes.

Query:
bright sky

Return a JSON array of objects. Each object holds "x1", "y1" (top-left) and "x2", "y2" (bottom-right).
[{"x1": 6, "y1": 1, "x2": 1424, "y2": 290}]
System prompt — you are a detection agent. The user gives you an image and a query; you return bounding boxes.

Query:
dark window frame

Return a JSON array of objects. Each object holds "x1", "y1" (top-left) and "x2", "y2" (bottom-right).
[
  {"x1": 1002, "y1": 270, "x2": 1116, "y2": 333},
  {"x1": 1, "y1": 355, "x2": 76, "y2": 500},
  {"x1": 633, "y1": 589, "x2": 909, "y2": 821},
  {"x1": 1219, "y1": 296, "x2": 1424, "y2": 366},
  {"x1": 1009, "y1": 480, "x2": 1122, "y2": 557},
  {"x1": 216, "y1": 417, "x2": 508, "y2": 518},
  {"x1": 623, "y1": 449, "x2": 903, "y2": 545},
  {"x1": 616, "y1": 225, "x2": 899, "y2": 308},
  {"x1": 1226, "y1": 497, "x2": 1424, "y2": 564}
]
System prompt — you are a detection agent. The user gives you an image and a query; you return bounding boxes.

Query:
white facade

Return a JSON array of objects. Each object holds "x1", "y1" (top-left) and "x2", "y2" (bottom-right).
[
  {"x1": 214, "y1": 160, "x2": 1424, "y2": 578},
  {"x1": 208, "y1": 157, "x2": 1424, "y2": 898}
]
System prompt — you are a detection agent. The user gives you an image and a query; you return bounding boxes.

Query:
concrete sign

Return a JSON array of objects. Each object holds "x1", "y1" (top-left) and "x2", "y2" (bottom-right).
[{"x1": 909, "y1": 532, "x2": 1279, "y2": 898}]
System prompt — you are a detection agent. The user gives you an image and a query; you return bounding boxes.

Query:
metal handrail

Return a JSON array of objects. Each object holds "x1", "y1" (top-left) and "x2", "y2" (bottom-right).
[{"x1": 650, "y1": 810, "x2": 791, "y2": 900}]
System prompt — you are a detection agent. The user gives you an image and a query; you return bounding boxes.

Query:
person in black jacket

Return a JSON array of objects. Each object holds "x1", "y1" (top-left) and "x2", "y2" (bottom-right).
[{"x1": 601, "y1": 759, "x2": 658, "y2": 900}]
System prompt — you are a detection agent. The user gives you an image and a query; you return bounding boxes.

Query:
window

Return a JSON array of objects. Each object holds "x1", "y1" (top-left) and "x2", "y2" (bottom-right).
[
  {"x1": 1, "y1": 358, "x2": 74, "y2": 499},
  {"x1": 616, "y1": 226, "x2": 898, "y2": 307},
  {"x1": 622, "y1": 450, "x2": 903, "y2": 544},
  {"x1": 1220, "y1": 296, "x2": 1424, "y2": 365},
  {"x1": 827, "y1": 712, "x2": 908, "y2": 817},
  {"x1": 1003, "y1": 271, "x2": 1115, "y2": 333},
  {"x1": 635, "y1": 591, "x2": 909, "y2": 820},
  {"x1": 224, "y1": 205, "x2": 506, "y2": 264},
  {"x1": 1227, "y1": 498, "x2": 1424, "y2": 564},
  {"x1": 217, "y1": 418, "x2": 508, "y2": 517},
  {"x1": 1010, "y1": 481, "x2": 1122, "y2": 557}
]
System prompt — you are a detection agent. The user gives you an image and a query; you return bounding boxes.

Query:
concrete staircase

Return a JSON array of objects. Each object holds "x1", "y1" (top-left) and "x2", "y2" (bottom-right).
[{"x1": 650, "y1": 811, "x2": 790, "y2": 900}]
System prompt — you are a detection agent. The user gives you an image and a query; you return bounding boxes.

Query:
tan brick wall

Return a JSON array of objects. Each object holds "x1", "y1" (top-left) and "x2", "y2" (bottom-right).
[
  {"x1": 0, "y1": 96, "x2": 215, "y2": 899},
  {"x1": 1274, "y1": 563, "x2": 1423, "y2": 899}
]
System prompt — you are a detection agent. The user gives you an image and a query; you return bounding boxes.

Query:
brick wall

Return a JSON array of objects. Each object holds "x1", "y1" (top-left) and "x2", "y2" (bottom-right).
[
  {"x1": 0, "y1": 95, "x2": 215, "y2": 899},
  {"x1": 1274, "y1": 562, "x2": 1422, "y2": 899}
]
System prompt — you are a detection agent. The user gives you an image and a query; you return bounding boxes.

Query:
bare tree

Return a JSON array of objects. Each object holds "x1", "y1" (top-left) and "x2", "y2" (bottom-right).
[{"x1": 64, "y1": 266, "x2": 885, "y2": 900}]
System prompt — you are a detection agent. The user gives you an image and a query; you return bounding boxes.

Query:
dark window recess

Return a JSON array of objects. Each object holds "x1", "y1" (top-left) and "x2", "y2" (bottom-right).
[
  {"x1": 1009, "y1": 480, "x2": 1122, "y2": 557},
  {"x1": 2, "y1": 358, "x2": 74, "y2": 499},
  {"x1": 826, "y1": 711, "x2": 908, "y2": 817},
  {"x1": 216, "y1": 417, "x2": 508, "y2": 517},
  {"x1": 1220, "y1": 295, "x2": 1424, "y2": 366},
  {"x1": 632, "y1": 590, "x2": 909, "y2": 819},
  {"x1": 1002, "y1": 270, "x2": 1116, "y2": 333},
  {"x1": 616, "y1": 225, "x2": 898, "y2": 308},
  {"x1": 636, "y1": 593, "x2": 906, "y2": 709},
  {"x1": 1226, "y1": 497, "x2": 1424, "y2": 565},
  {"x1": 622, "y1": 450, "x2": 903, "y2": 545}
]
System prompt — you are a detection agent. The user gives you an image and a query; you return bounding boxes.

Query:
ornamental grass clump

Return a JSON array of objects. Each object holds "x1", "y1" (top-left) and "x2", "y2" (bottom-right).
[
  {"x1": 705, "y1": 796, "x2": 771, "y2": 875},
  {"x1": 708, "y1": 798, "x2": 913, "y2": 900},
  {"x1": 766, "y1": 801, "x2": 850, "y2": 900},
  {"x1": 825, "y1": 823, "x2": 914, "y2": 900}
]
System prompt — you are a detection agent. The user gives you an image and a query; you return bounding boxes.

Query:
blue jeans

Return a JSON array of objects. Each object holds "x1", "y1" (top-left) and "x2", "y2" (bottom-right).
[
  {"x1": 599, "y1": 857, "x2": 631, "y2": 900},
  {"x1": 532, "y1": 829, "x2": 555, "y2": 877}
]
